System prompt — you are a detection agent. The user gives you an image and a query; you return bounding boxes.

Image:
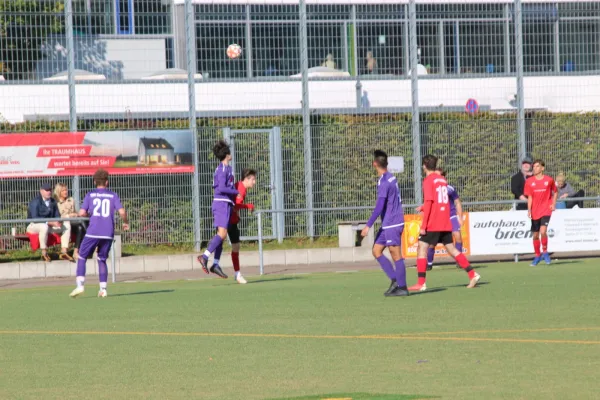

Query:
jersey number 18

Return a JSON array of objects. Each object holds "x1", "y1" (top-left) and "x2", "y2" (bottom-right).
[{"x1": 436, "y1": 186, "x2": 449, "y2": 204}]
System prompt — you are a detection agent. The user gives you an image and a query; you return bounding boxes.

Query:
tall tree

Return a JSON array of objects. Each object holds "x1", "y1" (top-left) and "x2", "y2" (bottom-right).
[{"x1": 0, "y1": 0, "x2": 64, "y2": 80}]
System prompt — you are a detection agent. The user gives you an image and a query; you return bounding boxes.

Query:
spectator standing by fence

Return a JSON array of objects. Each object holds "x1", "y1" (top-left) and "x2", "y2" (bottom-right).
[
  {"x1": 27, "y1": 183, "x2": 72, "y2": 262},
  {"x1": 511, "y1": 156, "x2": 533, "y2": 210},
  {"x1": 54, "y1": 183, "x2": 86, "y2": 260}
]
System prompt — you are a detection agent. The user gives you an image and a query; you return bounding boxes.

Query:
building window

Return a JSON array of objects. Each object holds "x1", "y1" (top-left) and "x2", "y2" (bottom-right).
[
  {"x1": 134, "y1": 0, "x2": 172, "y2": 35},
  {"x1": 460, "y1": 22, "x2": 506, "y2": 73},
  {"x1": 116, "y1": 0, "x2": 133, "y2": 35},
  {"x1": 559, "y1": 20, "x2": 600, "y2": 72},
  {"x1": 197, "y1": 23, "x2": 247, "y2": 79},
  {"x1": 252, "y1": 24, "x2": 300, "y2": 77}
]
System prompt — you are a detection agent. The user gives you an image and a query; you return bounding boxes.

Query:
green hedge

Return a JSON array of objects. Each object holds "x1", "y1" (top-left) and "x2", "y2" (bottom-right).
[{"x1": 2, "y1": 112, "x2": 598, "y2": 243}]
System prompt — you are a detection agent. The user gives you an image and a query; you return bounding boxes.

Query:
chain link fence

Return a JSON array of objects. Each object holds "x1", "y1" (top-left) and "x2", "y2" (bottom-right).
[{"x1": 0, "y1": 0, "x2": 599, "y2": 250}]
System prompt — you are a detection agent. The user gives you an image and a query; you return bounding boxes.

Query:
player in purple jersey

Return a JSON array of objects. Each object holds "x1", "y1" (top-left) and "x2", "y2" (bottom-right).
[
  {"x1": 361, "y1": 150, "x2": 408, "y2": 297},
  {"x1": 69, "y1": 169, "x2": 129, "y2": 298},
  {"x1": 425, "y1": 168, "x2": 464, "y2": 270},
  {"x1": 197, "y1": 140, "x2": 238, "y2": 279}
]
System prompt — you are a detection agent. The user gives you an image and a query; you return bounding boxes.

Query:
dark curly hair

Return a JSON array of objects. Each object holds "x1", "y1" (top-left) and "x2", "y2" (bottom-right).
[{"x1": 213, "y1": 140, "x2": 231, "y2": 161}]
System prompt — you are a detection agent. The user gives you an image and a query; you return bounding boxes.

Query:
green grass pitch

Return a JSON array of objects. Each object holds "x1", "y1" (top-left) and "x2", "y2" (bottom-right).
[{"x1": 1, "y1": 258, "x2": 599, "y2": 400}]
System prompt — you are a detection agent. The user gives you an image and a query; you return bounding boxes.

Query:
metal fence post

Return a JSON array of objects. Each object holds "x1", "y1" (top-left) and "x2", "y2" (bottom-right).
[
  {"x1": 257, "y1": 212, "x2": 264, "y2": 275},
  {"x1": 65, "y1": 0, "x2": 80, "y2": 208},
  {"x1": 299, "y1": 0, "x2": 314, "y2": 238},
  {"x1": 409, "y1": 0, "x2": 422, "y2": 204},
  {"x1": 515, "y1": 0, "x2": 527, "y2": 166},
  {"x1": 110, "y1": 239, "x2": 116, "y2": 283},
  {"x1": 185, "y1": 0, "x2": 202, "y2": 251}
]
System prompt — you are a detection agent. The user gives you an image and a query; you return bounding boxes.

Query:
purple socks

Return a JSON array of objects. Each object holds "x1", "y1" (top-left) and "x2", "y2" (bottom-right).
[
  {"x1": 427, "y1": 247, "x2": 435, "y2": 265},
  {"x1": 394, "y1": 259, "x2": 406, "y2": 288},
  {"x1": 376, "y1": 255, "x2": 395, "y2": 280},
  {"x1": 203, "y1": 235, "x2": 223, "y2": 260}
]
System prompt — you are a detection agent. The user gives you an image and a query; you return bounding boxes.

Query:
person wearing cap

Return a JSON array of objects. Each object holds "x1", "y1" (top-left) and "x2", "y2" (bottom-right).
[
  {"x1": 511, "y1": 156, "x2": 533, "y2": 211},
  {"x1": 26, "y1": 183, "x2": 73, "y2": 262}
]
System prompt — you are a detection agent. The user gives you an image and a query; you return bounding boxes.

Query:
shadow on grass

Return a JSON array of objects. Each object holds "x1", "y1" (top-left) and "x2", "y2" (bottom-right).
[
  {"x1": 91, "y1": 289, "x2": 175, "y2": 298},
  {"x1": 267, "y1": 393, "x2": 438, "y2": 400},
  {"x1": 408, "y1": 287, "x2": 447, "y2": 296},
  {"x1": 439, "y1": 281, "x2": 491, "y2": 289},
  {"x1": 248, "y1": 277, "x2": 302, "y2": 285}
]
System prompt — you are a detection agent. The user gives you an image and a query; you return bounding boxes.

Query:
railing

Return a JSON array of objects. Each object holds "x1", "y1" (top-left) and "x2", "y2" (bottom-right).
[{"x1": 0, "y1": 216, "x2": 119, "y2": 283}]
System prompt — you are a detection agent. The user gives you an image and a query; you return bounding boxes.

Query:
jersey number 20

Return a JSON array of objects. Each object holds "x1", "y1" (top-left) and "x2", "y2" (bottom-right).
[
  {"x1": 92, "y1": 198, "x2": 111, "y2": 217},
  {"x1": 436, "y1": 186, "x2": 449, "y2": 204}
]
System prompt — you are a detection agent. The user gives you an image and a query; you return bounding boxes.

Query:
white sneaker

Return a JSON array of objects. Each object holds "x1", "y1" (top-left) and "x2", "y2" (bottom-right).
[
  {"x1": 467, "y1": 273, "x2": 481, "y2": 289},
  {"x1": 69, "y1": 287, "x2": 84, "y2": 298},
  {"x1": 235, "y1": 274, "x2": 247, "y2": 284},
  {"x1": 98, "y1": 289, "x2": 108, "y2": 298}
]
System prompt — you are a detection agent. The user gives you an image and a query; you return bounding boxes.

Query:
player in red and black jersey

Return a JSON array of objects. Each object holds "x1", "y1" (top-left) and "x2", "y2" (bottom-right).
[
  {"x1": 228, "y1": 168, "x2": 256, "y2": 284},
  {"x1": 408, "y1": 155, "x2": 481, "y2": 292},
  {"x1": 524, "y1": 159, "x2": 557, "y2": 266}
]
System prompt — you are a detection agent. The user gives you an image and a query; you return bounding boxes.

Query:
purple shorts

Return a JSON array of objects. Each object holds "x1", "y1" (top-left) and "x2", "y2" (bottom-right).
[
  {"x1": 450, "y1": 216, "x2": 461, "y2": 233},
  {"x1": 212, "y1": 200, "x2": 233, "y2": 229},
  {"x1": 374, "y1": 225, "x2": 404, "y2": 247},
  {"x1": 79, "y1": 236, "x2": 112, "y2": 261}
]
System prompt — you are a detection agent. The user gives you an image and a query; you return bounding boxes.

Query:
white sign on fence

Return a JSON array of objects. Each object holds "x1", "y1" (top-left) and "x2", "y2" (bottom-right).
[{"x1": 468, "y1": 209, "x2": 600, "y2": 256}]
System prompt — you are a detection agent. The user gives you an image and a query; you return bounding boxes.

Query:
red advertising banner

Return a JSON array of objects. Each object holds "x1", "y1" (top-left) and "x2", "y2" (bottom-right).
[{"x1": 0, "y1": 130, "x2": 194, "y2": 177}]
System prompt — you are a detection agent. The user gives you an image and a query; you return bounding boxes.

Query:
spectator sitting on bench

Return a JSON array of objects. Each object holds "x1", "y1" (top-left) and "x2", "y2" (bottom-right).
[
  {"x1": 54, "y1": 183, "x2": 86, "y2": 260},
  {"x1": 556, "y1": 172, "x2": 584, "y2": 209},
  {"x1": 26, "y1": 183, "x2": 73, "y2": 262}
]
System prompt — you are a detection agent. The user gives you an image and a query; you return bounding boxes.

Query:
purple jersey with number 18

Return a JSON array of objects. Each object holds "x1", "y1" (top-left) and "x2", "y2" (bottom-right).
[{"x1": 81, "y1": 188, "x2": 123, "y2": 239}]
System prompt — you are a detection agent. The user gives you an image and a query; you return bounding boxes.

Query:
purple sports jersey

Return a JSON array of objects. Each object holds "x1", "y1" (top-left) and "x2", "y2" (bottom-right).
[
  {"x1": 447, "y1": 184, "x2": 459, "y2": 217},
  {"x1": 378, "y1": 171, "x2": 404, "y2": 228},
  {"x1": 81, "y1": 188, "x2": 123, "y2": 239},
  {"x1": 213, "y1": 163, "x2": 237, "y2": 203}
]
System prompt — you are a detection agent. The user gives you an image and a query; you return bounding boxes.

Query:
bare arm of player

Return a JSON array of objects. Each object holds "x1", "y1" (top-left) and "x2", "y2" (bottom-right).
[
  {"x1": 527, "y1": 196, "x2": 532, "y2": 219},
  {"x1": 551, "y1": 188, "x2": 558, "y2": 212},
  {"x1": 455, "y1": 198, "x2": 464, "y2": 226},
  {"x1": 78, "y1": 209, "x2": 88, "y2": 217},
  {"x1": 118, "y1": 208, "x2": 130, "y2": 231}
]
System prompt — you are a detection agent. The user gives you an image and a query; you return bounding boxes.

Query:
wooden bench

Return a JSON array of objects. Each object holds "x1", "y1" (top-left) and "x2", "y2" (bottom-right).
[{"x1": 337, "y1": 220, "x2": 374, "y2": 248}]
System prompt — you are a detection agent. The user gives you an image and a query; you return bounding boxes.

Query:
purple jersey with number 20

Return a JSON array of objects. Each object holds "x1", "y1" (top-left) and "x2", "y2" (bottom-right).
[{"x1": 81, "y1": 188, "x2": 123, "y2": 239}]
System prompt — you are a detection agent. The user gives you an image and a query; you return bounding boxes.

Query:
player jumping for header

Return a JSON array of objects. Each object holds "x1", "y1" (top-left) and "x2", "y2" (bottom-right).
[
  {"x1": 409, "y1": 155, "x2": 480, "y2": 292},
  {"x1": 228, "y1": 168, "x2": 257, "y2": 284},
  {"x1": 424, "y1": 168, "x2": 464, "y2": 270},
  {"x1": 69, "y1": 169, "x2": 129, "y2": 298},
  {"x1": 197, "y1": 140, "x2": 238, "y2": 279},
  {"x1": 361, "y1": 150, "x2": 408, "y2": 297},
  {"x1": 524, "y1": 159, "x2": 557, "y2": 266}
]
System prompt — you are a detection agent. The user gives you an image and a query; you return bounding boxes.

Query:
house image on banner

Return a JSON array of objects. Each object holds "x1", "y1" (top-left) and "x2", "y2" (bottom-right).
[{"x1": 137, "y1": 137, "x2": 177, "y2": 165}]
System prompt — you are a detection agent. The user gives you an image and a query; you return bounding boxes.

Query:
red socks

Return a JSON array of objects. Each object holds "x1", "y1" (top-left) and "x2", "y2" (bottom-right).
[
  {"x1": 232, "y1": 252, "x2": 240, "y2": 272},
  {"x1": 541, "y1": 237, "x2": 548, "y2": 253},
  {"x1": 455, "y1": 253, "x2": 476, "y2": 279},
  {"x1": 416, "y1": 258, "x2": 427, "y2": 285},
  {"x1": 533, "y1": 240, "x2": 541, "y2": 256}
]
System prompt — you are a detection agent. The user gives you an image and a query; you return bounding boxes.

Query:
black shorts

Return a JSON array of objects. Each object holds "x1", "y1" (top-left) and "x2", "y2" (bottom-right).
[
  {"x1": 531, "y1": 216, "x2": 551, "y2": 233},
  {"x1": 228, "y1": 223, "x2": 241, "y2": 244},
  {"x1": 419, "y1": 231, "x2": 454, "y2": 246}
]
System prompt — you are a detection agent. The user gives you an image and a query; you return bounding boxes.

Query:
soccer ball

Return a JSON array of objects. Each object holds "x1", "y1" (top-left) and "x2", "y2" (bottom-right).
[{"x1": 227, "y1": 44, "x2": 242, "y2": 59}]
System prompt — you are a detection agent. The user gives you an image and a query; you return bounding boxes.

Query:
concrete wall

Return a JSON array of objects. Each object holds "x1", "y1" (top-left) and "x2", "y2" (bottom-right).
[{"x1": 2, "y1": 74, "x2": 598, "y2": 124}]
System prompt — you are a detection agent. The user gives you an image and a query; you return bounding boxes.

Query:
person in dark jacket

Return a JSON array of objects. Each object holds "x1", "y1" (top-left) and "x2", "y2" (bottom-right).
[
  {"x1": 511, "y1": 156, "x2": 533, "y2": 210},
  {"x1": 26, "y1": 183, "x2": 72, "y2": 262}
]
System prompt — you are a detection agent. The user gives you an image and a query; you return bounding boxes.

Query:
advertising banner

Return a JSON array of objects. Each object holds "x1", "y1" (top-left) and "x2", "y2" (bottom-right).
[
  {"x1": 0, "y1": 130, "x2": 193, "y2": 177},
  {"x1": 402, "y1": 213, "x2": 471, "y2": 258},
  {"x1": 468, "y1": 209, "x2": 600, "y2": 255}
]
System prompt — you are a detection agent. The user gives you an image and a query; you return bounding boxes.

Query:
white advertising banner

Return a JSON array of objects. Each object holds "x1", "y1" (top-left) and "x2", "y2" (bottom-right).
[{"x1": 468, "y1": 209, "x2": 600, "y2": 256}]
